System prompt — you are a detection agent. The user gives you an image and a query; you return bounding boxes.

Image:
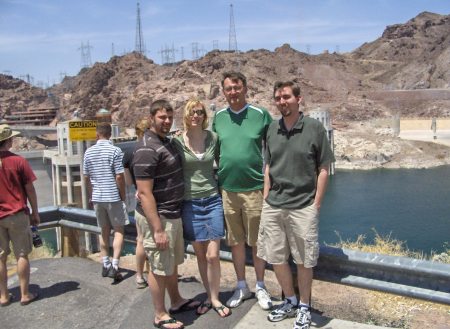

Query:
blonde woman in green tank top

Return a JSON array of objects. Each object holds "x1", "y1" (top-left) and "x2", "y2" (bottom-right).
[{"x1": 173, "y1": 99, "x2": 231, "y2": 318}]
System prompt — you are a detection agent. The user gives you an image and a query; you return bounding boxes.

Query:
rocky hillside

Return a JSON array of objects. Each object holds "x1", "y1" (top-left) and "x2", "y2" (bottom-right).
[
  {"x1": 1, "y1": 11, "x2": 450, "y2": 169},
  {"x1": 2, "y1": 11, "x2": 449, "y2": 126},
  {"x1": 0, "y1": 75, "x2": 48, "y2": 118},
  {"x1": 352, "y1": 12, "x2": 450, "y2": 89}
]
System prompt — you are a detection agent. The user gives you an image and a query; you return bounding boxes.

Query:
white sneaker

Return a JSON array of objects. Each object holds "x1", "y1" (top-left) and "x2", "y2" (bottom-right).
[
  {"x1": 226, "y1": 286, "x2": 252, "y2": 308},
  {"x1": 293, "y1": 306, "x2": 311, "y2": 329},
  {"x1": 268, "y1": 299, "x2": 297, "y2": 322},
  {"x1": 255, "y1": 287, "x2": 273, "y2": 310}
]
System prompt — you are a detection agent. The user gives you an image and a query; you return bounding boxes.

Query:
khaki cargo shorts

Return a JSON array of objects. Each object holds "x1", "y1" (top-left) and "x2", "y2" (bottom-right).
[
  {"x1": 221, "y1": 189, "x2": 263, "y2": 247},
  {"x1": 0, "y1": 211, "x2": 33, "y2": 258},
  {"x1": 257, "y1": 201, "x2": 319, "y2": 268},
  {"x1": 135, "y1": 211, "x2": 184, "y2": 276}
]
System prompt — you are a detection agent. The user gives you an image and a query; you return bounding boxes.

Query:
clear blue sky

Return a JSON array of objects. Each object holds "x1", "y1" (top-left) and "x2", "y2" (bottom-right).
[{"x1": 1, "y1": 0, "x2": 449, "y2": 87}]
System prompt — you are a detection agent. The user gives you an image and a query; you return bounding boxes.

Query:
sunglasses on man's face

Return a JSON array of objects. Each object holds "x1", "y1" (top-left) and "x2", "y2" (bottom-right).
[{"x1": 190, "y1": 110, "x2": 205, "y2": 116}]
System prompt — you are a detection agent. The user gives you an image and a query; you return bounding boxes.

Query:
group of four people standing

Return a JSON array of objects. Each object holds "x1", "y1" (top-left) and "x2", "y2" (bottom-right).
[{"x1": 84, "y1": 70, "x2": 334, "y2": 329}]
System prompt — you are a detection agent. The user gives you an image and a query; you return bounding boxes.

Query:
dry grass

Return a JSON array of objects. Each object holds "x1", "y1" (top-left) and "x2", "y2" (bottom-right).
[
  {"x1": 332, "y1": 228, "x2": 450, "y2": 264},
  {"x1": 330, "y1": 229, "x2": 450, "y2": 328}
]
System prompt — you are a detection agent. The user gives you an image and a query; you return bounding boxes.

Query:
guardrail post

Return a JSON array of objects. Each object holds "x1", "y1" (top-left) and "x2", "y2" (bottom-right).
[{"x1": 61, "y1": 227, "x2": 80, "y2": 257}]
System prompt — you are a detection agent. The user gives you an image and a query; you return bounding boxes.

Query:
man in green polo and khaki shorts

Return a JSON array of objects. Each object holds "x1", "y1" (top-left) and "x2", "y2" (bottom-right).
[{"x1": 213, "y1": 71, "x2": 273, "y2": 310}]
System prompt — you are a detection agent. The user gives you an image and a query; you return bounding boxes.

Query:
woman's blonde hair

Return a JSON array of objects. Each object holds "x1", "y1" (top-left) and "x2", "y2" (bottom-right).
[
  {"x1": 135, "y1": 118, "x2": 149, "y2": 139},
  {"x1": 183, "y1": 99, "x2": 208, "y2": 130}
]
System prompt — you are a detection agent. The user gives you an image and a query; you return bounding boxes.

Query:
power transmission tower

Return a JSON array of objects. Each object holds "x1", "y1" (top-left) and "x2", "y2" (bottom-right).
[
  {"x1": 111, "y1": 43, "x2": 115, "y2": 57},
  {"x1": 228, "y1": 4, "x2": 238, "y2": 52},
  {"x1": 78, "y1": 41, "x2": 93, "y2": 69},
  {"x1": 59, "y1": 72, "x2": 67, "y2": 82},
  {"x1": 212, "y1": 40, "x2": 219, "y2": 50},
  {"x1": 192, "y1": 42, "x2": 200, "y2": 60},
  {"x1": 135, "y1": 2, "x2": 146, "y2": 55},
  {"x1": 19, "y1": 74, "x2": 34, "y2": 85},
  {"x1": 180, "y1": 46, "x2": 184, "y2": 60},
  {"x1": 159, "y1": 44, "x2": 177, "y2": 64}
]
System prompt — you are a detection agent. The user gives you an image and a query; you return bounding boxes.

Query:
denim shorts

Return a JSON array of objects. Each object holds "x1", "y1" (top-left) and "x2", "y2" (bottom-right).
[{"x1": 182, "y1": 194, "x2": 225, "y2": 242}]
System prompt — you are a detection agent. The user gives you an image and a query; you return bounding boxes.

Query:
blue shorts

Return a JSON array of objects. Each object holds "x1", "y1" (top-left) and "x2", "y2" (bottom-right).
[{"x1": 182, "y1": 194, "x2": 225, "y2": 242}]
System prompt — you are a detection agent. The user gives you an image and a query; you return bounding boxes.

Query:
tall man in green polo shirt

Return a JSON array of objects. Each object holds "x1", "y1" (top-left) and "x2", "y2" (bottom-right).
[
  {"x1": 258, "y1": 81, "x2": 334, "y2": 329},
  {"x1": 212, "y1": 71, "x2": 273, "y2": 310}
]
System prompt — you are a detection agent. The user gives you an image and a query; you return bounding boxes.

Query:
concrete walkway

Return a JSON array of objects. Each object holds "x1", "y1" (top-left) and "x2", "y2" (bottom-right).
[
  {"x1": 2, "y1": 257, "x2": 394, "y2": 329},
  {"x1": 235, "y1": 302, "x2": 393, "y2": 329}
]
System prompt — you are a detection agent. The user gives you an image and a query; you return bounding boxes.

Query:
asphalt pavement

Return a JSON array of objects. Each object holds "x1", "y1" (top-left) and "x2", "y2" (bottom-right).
[{"x1": 1, "y1": 257, "x2": 395, "y2": 329}]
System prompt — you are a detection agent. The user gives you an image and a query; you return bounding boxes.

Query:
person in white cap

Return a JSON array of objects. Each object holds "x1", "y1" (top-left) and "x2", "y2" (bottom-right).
[{"x1": 0, "y1": 124, "x2": 40, "y2": 306}]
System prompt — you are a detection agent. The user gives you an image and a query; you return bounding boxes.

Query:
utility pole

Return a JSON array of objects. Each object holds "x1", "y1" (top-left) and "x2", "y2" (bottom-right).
[
  {"x1": 228, "y1": 4, "x2": 238, "y2": 52},
  {"x1": 135, "y1": 2, "x2": 146, "y2": 55}
]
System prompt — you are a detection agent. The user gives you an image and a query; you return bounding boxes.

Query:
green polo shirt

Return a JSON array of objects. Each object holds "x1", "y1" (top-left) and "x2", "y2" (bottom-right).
[
  {"x1": 212, "y1": 104, "x2": 272, "y2": 192},
  {"x1": 265, "y1": 113, "x2": 335, "y2": 209}
]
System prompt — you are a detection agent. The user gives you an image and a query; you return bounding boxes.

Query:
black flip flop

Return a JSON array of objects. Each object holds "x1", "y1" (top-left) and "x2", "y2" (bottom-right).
[
  {"x1": 0, "y1": 293, "x2": 13, "y2": 307},
  {"x1": 20, "y1": 292, "x2": 39, "y2": 306},
  {"x1": 195, "y1": 300, "x2": 212, "y2": 315},
  {"x1": 213, "y1": 304, "x2": 232, "y2": 318},
  {"x1": 169, "y1": 298, "x2": 200, "y2": 314},
  {"x1": 153, "y1": 317, "x2": 184, "y2": 329}
]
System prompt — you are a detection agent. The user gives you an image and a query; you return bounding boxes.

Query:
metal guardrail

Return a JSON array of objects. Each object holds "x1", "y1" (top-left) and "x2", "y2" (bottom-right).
[{"x1": 38, "y1": 206, "x2": 450, "y2": 305}]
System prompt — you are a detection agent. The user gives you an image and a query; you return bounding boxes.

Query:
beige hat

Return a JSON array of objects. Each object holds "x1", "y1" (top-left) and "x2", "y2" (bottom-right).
[{"x1": 0, "y1": 124, "x2": 20, "y2": 142}]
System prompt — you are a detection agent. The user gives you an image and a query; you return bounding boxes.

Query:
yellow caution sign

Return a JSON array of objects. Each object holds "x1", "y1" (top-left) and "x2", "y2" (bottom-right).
[{"x1": 68, "y1": 120, "x2": 97, "y2": 141}]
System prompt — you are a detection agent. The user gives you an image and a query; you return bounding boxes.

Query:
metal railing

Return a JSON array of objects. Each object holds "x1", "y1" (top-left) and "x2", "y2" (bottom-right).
[{"x1": 38, "y1": 206, "x2": 450, "y2": 305}]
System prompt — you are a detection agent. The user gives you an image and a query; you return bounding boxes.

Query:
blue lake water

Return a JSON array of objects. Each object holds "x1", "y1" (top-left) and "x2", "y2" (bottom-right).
[
  {"x1": 40, "y1": 166, "x2": 450, "y2": 255},
  {"x1": 319, "y1": 166, "x2": 450, "y2": 254}
]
